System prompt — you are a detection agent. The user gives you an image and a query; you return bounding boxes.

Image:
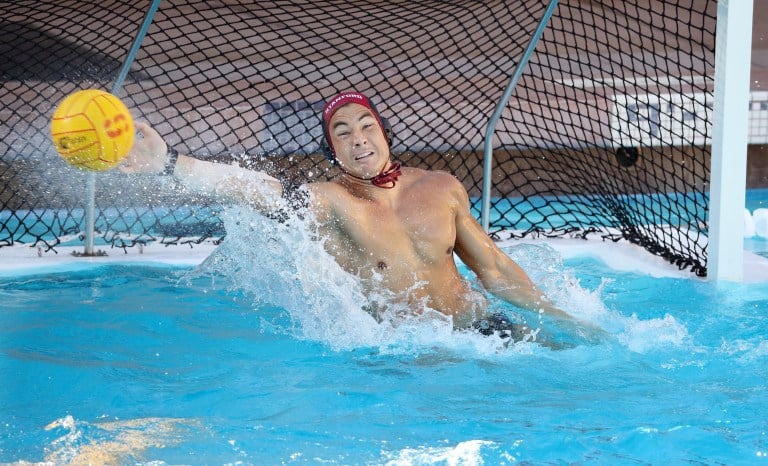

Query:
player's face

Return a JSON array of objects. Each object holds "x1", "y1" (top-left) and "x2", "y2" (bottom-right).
[{"x1": 328, "y1": 103, "x2": 389, "y2": 178}]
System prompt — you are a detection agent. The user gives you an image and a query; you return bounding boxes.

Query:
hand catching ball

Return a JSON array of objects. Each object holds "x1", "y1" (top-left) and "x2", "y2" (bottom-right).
[{"x1": 51, "y1": 89, "x2": 134, "y2": 171}]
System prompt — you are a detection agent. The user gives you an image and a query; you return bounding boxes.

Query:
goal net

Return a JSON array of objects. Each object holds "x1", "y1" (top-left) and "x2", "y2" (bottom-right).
[{"x1": 0, "y1": 0, "x2": 716, "y2": 275}]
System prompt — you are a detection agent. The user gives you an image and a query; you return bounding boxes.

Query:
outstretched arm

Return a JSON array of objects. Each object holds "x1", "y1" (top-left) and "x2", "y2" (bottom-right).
[{"x1": 120, "y1": 122, "x2": 284, "y2": 209}]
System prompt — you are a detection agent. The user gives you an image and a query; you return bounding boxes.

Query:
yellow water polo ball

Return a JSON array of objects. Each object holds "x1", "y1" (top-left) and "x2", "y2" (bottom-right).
[{"x1": 51, "y1": 89, "x2": 134, "y2": 171}]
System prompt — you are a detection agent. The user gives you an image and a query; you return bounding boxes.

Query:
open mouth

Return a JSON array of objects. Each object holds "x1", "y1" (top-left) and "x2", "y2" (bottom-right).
[{"x1": 354, "y1": 151, "x2": 374, "y2": 161}]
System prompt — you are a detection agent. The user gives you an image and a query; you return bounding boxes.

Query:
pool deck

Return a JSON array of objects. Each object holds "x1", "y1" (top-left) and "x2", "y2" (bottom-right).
[
  {"x1": 2, "y1": 236, "x2": 767, "y2": 283},
  {"x1": 0, "y1": 240, "x2": 218, "y2": 277}
]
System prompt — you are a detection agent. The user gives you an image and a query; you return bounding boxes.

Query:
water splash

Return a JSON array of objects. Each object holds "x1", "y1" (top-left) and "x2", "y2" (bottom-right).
[
  {"x1": 198, "y1": 206, "x2": 381, "y2": 351},
  {"x1": 195, "y1": 206, "x2": 540, "y2": 354},
  {"x1": 196, "y1": 207, "x2": 690, "y2": 354},
  {"x1": 505, "y1": 242, "x2": 691, "y2": 353}
]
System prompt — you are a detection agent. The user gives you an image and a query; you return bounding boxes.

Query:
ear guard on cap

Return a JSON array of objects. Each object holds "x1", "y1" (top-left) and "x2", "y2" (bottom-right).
[{"x1": 321, "y1": 117, "x2": 394, "y2": 164}]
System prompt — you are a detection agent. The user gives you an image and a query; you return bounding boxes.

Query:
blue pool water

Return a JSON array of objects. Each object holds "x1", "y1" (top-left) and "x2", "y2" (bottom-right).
[{"x1": 1, "y1": 222, "x2": 767, "y2": 464}]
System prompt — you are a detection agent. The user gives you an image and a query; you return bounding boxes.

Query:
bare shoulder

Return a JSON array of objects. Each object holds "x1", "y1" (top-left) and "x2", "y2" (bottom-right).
[
  {"x1": 404, "y1": 167, "x2": 469, "y2": 205},
  {"x1": 299, "y1": 181, "x2": 347, "y2": 220},
  {"x1": 304, "y1": 180, "x2": 346, "y2": 199},
  {"x1": 404, "y1": 167, "x2": 464, "y2": 191}
]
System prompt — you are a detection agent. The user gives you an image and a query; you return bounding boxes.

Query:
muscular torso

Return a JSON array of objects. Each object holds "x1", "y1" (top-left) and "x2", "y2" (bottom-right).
[{"x1": 308, "y1": 167, "x2": 487, "y2": 327}]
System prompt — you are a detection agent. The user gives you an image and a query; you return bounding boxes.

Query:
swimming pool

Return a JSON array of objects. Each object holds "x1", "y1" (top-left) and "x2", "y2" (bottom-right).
[{"x1": 1, "y1": 205, "x2": 767, "y2": 465}]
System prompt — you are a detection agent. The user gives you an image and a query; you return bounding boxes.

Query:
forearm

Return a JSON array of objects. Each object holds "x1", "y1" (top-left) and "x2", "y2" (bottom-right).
[
  {"x1": 475, "y1": 251, "x2": 572, "y2": 320},
  {"x1": 123, "y1": 122, "x2": 284, "y2": 211},
  {"x1": 171, "y1": 154, "x2": 284, "y2": 210},
  {"x1": 483, "y1": 273, "x2": 571, "y2": 320}
]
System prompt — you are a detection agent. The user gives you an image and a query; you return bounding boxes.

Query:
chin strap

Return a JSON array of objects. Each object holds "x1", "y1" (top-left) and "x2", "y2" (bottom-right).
[
  {"x1": 342, "y1": 161, "x2": 403, "y2": 189},
  {"x1": 369, "y1": 161, "x2": 402, "y2": 189}
]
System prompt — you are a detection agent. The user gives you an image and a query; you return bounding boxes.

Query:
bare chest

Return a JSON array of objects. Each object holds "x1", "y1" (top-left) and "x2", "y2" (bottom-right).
[{"x1": 331, "y1": 196, "x2": 457, "y2": 274}]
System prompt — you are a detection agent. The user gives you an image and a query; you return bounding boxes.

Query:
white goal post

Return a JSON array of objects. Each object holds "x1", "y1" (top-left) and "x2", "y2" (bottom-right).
[{"x1": 709, "y1": 0, "x2": 755, "y2": 282}]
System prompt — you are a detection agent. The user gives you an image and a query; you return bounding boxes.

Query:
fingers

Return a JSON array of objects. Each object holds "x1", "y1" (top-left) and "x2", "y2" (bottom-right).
[
  {"x1": 118, "y1": 121, "x2": 166, "y2": 175},
  {"x1": 134, "y1": 121, "x2": 162, "y2": 146},
  {"x1": 134, "y1": 121, "x2": 151, "y2": 136}
]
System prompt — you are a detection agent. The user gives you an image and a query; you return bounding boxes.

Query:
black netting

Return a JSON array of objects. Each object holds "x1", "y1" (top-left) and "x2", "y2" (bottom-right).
[{"x1": 1, "y1": 0, "x2": 713, "y2": 275}]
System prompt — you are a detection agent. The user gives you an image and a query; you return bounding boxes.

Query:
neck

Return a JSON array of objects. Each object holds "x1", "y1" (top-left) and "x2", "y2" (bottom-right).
[{"x1": 341, "y1": 161, "x2": 402, "y2": 189}]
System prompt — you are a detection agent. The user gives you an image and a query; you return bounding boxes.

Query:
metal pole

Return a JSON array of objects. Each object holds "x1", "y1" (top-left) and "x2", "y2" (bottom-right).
[
  {"x1": 480, "y1": 0, "x2": 559, "y2": 232},
  {"x1": 81, "y1": 0, "x2": 162, "y2": 255},
  {"x1": 83, "y1": 172, "x2": 96, "y2": 255},
  {"x1": 111, "y1": 0, "x2": 162, "y2": 93}
]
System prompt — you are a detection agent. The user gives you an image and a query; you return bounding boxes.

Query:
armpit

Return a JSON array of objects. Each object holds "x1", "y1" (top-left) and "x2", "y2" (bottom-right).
[{"x1": 264, "y1": 182, "x2": 310, "y2": 223}]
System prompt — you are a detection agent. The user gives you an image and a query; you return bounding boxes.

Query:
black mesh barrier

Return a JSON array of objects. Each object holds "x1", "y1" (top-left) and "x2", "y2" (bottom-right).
[{"x1": 0, "y1": 0, "x2": 713, "y2": 275}]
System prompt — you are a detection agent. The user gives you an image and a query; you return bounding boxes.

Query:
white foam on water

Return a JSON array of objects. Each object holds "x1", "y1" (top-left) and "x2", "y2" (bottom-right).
[
  {"x1": 380, "y1": 439, "x2": 496, "y2": 466},
  {"x1": 498, "y1": 241, "x2": 692, "y2": 353},
  {"x1": 718, "y1": 338, "x2": 768, "y2": 362},
  {"x1": 753, "y1": 208, "x2": 768, "y2": 238}
]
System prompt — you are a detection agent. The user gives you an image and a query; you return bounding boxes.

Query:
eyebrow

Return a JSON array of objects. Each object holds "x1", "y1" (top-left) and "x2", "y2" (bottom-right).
[{"x1": 331, "y1": 110, "x2": 375, "y2": 131}]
